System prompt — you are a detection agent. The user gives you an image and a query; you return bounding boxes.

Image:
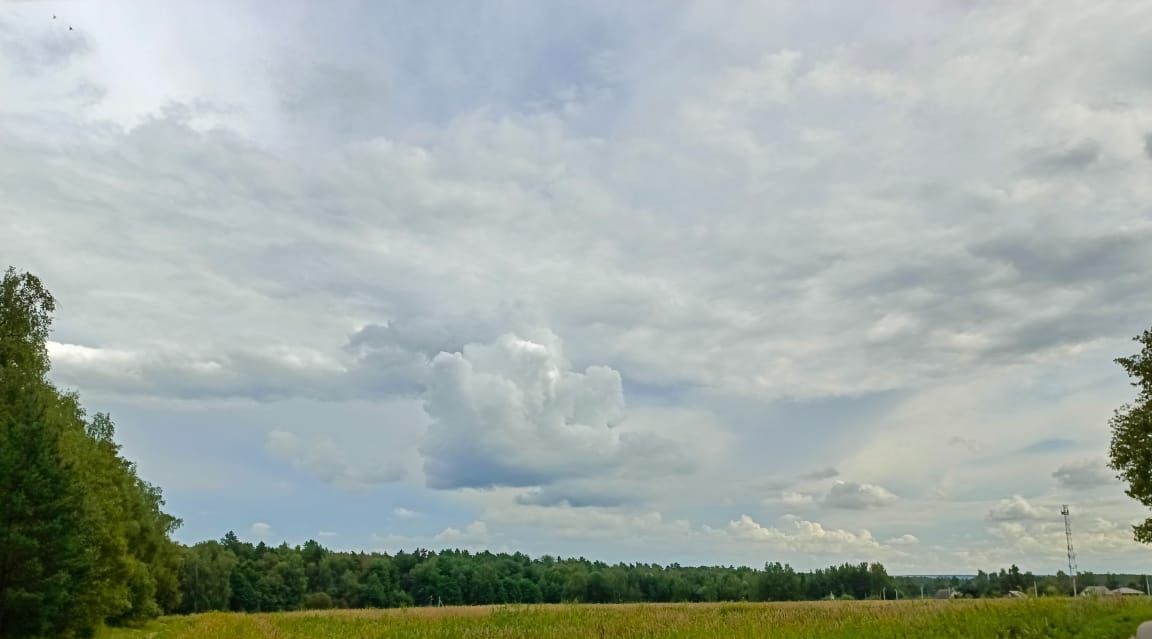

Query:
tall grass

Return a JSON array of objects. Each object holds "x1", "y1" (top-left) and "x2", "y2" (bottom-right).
[{"x1": 101, "y1": 598, "x2": 1152, "y2": 639}]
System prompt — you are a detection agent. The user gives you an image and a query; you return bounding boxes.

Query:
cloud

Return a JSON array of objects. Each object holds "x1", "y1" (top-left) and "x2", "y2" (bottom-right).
[
  {"x1": 433, "y1": 521, "x2": 489, "y2": 546},
  {"x1": 0, "y1": 17, "x2": 93, "y2": 76},
  {"x1": 277, "y1": 61, "x2": 390, "y2": 144},
  {"x1": 392, "y1": 507, "x2": 421, "y2": 520},
  {"x1": 823, "y1": 480, "x2": 898, "y2": 510},
  {"x1": 515, "y1": 482, "x2": 645, "y2": 508},
  {"x1": 317, "y1": 531, "x2": 339, "y2": 538},
  {"x1": 1052, "y1": 458, "x2": 1113, "y2": 490},
  {"x1": 947, "y1": 436, "x2": 980, "y2": 451},
  {"x1": 3, "y1": 0, "x2": 1152, "y2": 572},
  {"x1": 249, "y1": 522, "x2": 272, "y2": 539},
  {"x1": 753, "y1": 477, "x2": 795, "y2": 491},
  {"x1": 1023, "y1": 139, "x2": 1101, "y2": 173},
  {"x1": 1013, "y1": 438, "x2": 1079, "y2": 455},
  {"x1": 47, "y1": 341, "x2": 351, "y2": 402},
  {"x1": 779, "y1": 491, "x2": 816, "y2": 506},
  {"x1": 987, "y1": 496, "x2": 1044, "y2": 522},
  {"x1": 727, "y1": 515, "x2": 885, "y2": 554},
  {"x1": 886, "y1": 534, "x2": 920, "y2": 546},
  {"x1": 419, "y1": 331, "x2": 689, "y2": 489},
  {"x1": 799, "y1": 466, "x2": 839, "y2": 481}
]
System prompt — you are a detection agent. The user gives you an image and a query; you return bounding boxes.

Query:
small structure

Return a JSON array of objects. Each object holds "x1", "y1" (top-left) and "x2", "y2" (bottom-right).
[
  {"x1": 934, "y1": 589, "x2": 959, "y2": 600},
  {"x1": 1080, "y1": 586, "x2": 1111, "y2": 597},
  {"x1": 1112, "y1": 587, "x2": 1144, "y2": 596},
  {"x1": 1006, "y1": 590, "x2": 1028, "y2": 598}
]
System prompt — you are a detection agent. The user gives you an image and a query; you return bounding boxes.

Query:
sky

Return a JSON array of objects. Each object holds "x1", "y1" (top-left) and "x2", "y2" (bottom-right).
[{"x1": 2, "y1": 0, "x2": 1152, "y2": 574}]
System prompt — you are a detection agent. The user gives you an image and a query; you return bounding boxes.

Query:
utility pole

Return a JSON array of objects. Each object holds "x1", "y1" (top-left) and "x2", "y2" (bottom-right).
[
  {"x1": 1145, "y1": 574, "x2": 1149, "y2": 596},
  {"x1": 1061, "y1": 505, "x2": 1079, "y2": 597}
]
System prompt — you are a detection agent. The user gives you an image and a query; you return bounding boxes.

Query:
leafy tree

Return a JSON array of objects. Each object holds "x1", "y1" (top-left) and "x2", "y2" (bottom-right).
[
  {"x1": 0, "y1": 268, "x2": 181, "y2": 637},
  {"x1": 1109, "y1": 327, "x2": 1152, "y2": 542},
  {"x1": 0, "y1": 269, "x2": 99, "y2": 637},
  {"x1": 180, "y1": 542, "x2": 238, "y2": 613},
  {"x1": 755, "y1": 562, "x2": 800, "y2": 601}
]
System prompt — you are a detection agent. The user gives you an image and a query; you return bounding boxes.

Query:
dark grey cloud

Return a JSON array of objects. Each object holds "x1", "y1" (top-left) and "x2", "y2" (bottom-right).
[
  {"x1": 1022, "y1": 139, "x2": 1100, "y2": 173},
  {"x1": 1052, "y1": 459, "x2": 1113, "y2": 490},
  {"x1": 799, "y1": 466, "x2": 839, "y2": 480},
  {"x1": 1014, "y1": 438, "x2": 1078, "y2": 455},
  {"x1": 515, "y1": 483, "x2": 644, "y2": 508},
  {"x1": 823, "y1": 480, "x2": 897, "y2": 510},
  {"x1": 1144, "y1": 132, "x2": 1152, "y2": 159},
  {"x1": 972, "y1": 228, "x2": 1152, "y2": 289}
]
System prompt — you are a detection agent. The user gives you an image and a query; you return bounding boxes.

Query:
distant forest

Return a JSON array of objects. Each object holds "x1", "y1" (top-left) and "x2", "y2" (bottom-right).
[
  {"x1": 178, "y1": 535, "x2": 1137, "y2": 614},
  {"x1": 1, "y1": 268, "x2": 1147, "y2": 638}
]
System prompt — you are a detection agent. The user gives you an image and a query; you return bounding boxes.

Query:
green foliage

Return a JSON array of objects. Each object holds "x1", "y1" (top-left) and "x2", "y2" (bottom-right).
[
  {"x1": 168, "y1": 535, "x2": 1052, "y2": 613},
  {"x1": 301, "y1": 592, "x2": 334, "y2": 610},
  {"x1": 0, "y1": 268, "x2": 182, "y2": 638},
  {"x1": 1109, "y1": 327, "x2": 1152, "y2": 542},
  {"x1": 180, "y1": 542, "x2": 238, "y2": 613}
]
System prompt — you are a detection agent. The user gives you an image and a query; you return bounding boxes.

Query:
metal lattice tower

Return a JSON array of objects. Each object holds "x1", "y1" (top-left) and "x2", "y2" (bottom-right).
[{"x1": 1061, "y1": 505, "x2": 1078, "y2": 596}]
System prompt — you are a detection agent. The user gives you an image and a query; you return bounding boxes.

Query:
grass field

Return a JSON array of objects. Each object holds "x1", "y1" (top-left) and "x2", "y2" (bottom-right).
[{"x1": 99, "y1": 598, "x2": 1152, "y2": 638}]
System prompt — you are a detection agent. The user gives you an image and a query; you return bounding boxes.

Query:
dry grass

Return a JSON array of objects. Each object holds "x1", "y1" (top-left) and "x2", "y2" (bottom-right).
[{"x1": 101, "y1": 598, "x2": 1152, "y2": 639}]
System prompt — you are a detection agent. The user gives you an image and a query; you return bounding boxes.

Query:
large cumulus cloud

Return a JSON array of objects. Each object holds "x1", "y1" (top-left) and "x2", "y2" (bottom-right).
[{"x1": 419, "y1": 331, "x2": 686, "y2": 489}]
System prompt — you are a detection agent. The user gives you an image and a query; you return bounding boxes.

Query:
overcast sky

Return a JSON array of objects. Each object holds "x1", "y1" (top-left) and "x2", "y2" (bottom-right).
[{"x1": 3, "y1": 0, "x2": 1152, "y2": 574}]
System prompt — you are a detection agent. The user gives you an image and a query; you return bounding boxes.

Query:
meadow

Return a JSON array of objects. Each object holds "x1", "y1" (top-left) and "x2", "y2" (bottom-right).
[{"x1": 100, "y1": 598, "x2": 1152, "y2": 639}]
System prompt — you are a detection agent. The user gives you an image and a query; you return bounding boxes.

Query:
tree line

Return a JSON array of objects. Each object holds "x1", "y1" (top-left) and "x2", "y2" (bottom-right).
[
  {"x1": 182, "y1": 538, "x2": 903, "y2": 611},
  {"x1": 178, "y1": 538, "x2": 1148, "y2": 613}
]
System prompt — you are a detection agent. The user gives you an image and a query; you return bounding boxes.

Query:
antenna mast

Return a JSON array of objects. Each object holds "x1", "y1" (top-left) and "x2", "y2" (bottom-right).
[{"x1": 1061, "y1": 504, "x2": 1078, "y2": 596}]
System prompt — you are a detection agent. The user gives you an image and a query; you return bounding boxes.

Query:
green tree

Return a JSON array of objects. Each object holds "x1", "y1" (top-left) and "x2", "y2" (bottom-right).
[
  {"x1": 1109, "y1": 327, "x2": 1152, "y2": 542},
  {"x1": 0, "y1": 268, "x2": 182, "y2": 637},
  {"x1": 0, "y1": 269, "x2": 99, "y2": 638},
  {"x1": 180, "y1": 542, "x2": 238, "y2": 613},
  {"x1": 755, "y1": 562, "x2": 800, "y2": 601}
]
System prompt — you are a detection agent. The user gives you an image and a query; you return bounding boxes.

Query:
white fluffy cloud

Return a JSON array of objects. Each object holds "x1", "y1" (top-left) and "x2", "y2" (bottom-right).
[
  {"x1": 419, "y1": 331, "x2": 689, "y2": 489},
  {"x1": 886, "y1": 534, "x2": 920, "y2": 546},
  {"x1": 780, "y1": 492, "x2": 817, "y2": 507},
  {"x1": 726, "y1": 515, "x2": 887, "y2": 555},
  {"x1": 987, "y1": 496, "x2": 1045, "y2": 522},
  {"x1": 433, "y1": 521, "x2": 489, "y2": 546}
]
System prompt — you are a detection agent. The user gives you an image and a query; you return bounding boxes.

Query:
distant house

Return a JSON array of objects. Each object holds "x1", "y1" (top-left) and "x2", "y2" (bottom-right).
[
  {"x1": 1006, "y1": 590, "x2": 1028, "y2": 598},
  {"x1": 934, "y1": 589, "x2": 959, "y2": 599},
  {"x1": 1080, "y1": 586, "x2": 1112, "y2": 597},
  {"x1": 1078, "y1": 586, "x2": 1144, "y2": 597}
]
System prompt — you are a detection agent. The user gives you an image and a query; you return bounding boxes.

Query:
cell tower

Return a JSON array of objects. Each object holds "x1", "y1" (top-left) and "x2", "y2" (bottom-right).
[{"x1": 1061, "y1": 504, "x2": 1078, "y2": 596}]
